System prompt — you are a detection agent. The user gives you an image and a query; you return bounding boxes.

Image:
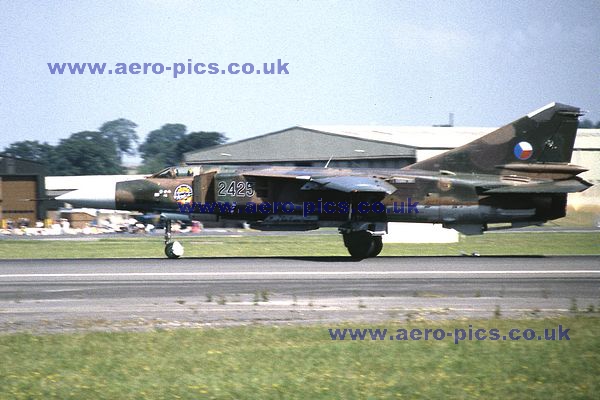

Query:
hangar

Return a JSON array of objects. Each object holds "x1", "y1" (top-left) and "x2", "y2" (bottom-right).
[
  {"x1": 184, "y1": 126, "x2": 417, "y2": 169},
  {"x1": 0, "y1": 155, "x2": 47, "y2": 226}
]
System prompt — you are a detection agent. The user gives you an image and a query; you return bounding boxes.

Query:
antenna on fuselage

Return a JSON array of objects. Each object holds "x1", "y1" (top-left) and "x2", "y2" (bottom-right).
[{"x1": 324, "y1": 155, "x2": 334, "y2": 168}]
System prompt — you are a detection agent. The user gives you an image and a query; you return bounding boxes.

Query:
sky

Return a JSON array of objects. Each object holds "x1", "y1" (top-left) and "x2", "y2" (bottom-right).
[{"x1": 1, "y1": 0, "x2": 599, "y2": 162}]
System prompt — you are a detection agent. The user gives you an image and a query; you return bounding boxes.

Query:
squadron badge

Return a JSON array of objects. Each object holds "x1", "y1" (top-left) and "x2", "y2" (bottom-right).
[{"x1": 173, "y1": 184, "x2": 193, "y2": 204}]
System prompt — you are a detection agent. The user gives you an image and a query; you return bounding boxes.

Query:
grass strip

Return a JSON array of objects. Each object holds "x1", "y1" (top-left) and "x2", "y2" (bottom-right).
[
  {"x1": 0, "y1": 317, "x2": 598, "y2": 399},
  {"x1": 0, "y1": 232, "x2": 598, "y2": 258}
]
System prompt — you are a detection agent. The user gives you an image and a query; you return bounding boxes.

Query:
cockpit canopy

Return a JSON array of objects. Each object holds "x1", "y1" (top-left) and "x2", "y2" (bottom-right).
[{"x1": 151, "y1": 166, "x2": 205, "y2": 179}]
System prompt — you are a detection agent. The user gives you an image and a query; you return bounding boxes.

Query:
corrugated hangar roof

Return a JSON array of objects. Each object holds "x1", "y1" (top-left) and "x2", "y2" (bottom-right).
[
  {"x1": 184, "y1": 126, "x2": 600, "y2": 163},
  {"x1": 184, "y1": 127, "x2": 415, "y2": 163}
]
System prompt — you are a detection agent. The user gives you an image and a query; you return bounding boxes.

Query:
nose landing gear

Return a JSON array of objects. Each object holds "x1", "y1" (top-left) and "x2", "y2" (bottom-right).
[{"x1": 163, "y1": 218, "x2": 184, "y2": 259}]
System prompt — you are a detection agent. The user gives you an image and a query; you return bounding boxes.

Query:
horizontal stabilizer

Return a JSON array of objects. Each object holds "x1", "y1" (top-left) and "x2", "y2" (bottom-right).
[
  {"x1": 496, "y1": 163, "x2": 587, "y2": 175},
  {"x1": 482, "y1": 178, "x2": 591, "y2": 194}
]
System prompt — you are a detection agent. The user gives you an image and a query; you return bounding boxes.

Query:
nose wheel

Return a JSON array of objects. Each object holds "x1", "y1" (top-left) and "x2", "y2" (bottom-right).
[
  {"x1": 165, "y1": 240, "x2": 184, "y2": 259},
  {"x1": 163, "y1": 219, "x2": 184, "y2": 259}
]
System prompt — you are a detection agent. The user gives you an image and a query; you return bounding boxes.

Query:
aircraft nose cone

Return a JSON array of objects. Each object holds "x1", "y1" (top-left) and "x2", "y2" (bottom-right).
[{"x1": 56, "y1": 182, "x2": 116, "y2": 209}]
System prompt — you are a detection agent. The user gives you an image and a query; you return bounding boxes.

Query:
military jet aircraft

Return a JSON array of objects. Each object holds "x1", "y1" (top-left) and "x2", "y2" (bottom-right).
[{"x1": 57, "y1": 103, "x2": 592, "y2": 259}]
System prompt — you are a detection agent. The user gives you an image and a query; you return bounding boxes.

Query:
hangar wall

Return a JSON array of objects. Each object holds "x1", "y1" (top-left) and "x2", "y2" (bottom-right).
[
  {"x1": 571, "y1": 150, "x2": 600, "y2": 182},
  {"x1": 0, "y1": 156, "x2": 46, "y2": 226}
]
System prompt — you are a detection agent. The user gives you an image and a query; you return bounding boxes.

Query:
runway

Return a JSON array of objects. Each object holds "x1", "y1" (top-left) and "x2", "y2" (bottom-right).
[{"x1": 0, "y1": 256, "x2": 598, "y2": 332}]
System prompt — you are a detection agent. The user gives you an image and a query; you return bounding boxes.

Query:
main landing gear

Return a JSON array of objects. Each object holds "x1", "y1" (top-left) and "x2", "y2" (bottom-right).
[
  {"x1": 340, "y1": 223, "x2": 386, "y2": 260},
  {"x1": 163, "y1": 218, "x2": 184, "y2": 259}
]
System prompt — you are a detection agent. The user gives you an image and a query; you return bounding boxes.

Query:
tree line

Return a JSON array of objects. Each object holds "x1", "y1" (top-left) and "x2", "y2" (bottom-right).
[
  {"x1": 1, "y1": 119, "x2": 227, "y2": 175},
  {"x1": 579, "y1": 119, "x2": 600, "y2": 129}
]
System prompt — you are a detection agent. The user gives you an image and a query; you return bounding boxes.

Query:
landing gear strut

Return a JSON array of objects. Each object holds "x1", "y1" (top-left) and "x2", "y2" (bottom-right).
[
  {"x1": 342, "y1": 231, "x2": 383, "y2": 260},
  {"x1": 339, "y1": 200, "x2": 387, "y2": 259},
  {"x1": 163, "y1": 218, "x2": 184, "y2": 259}
]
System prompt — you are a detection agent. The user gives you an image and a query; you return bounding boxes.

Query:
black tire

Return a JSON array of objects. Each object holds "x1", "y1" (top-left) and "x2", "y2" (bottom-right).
[
  {"x1": 368, "y1": 236, "x2": 383, "y2": 258},
  {"x1": 343, "y1": 232, "x2": 377, "y2": 260},
  {"x1": 165, "y1": 241, "x2": 183, "y2": 259}
]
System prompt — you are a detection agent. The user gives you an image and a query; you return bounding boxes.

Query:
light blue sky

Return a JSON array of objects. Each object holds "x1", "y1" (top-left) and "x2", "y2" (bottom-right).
[{"x1": 1, "y1": 0, "x2": 598, "y2": 158}]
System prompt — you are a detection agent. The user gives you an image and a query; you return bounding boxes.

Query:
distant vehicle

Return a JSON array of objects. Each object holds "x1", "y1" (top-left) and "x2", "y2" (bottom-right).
[{"x1": 58, "y1": 103, "x2": 592, "y2": 259}]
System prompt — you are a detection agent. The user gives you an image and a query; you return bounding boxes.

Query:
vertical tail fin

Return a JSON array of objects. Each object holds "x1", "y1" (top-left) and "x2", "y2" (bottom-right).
[{"x1": 405, "y1": 103, "x2": 583, "y2": 175}]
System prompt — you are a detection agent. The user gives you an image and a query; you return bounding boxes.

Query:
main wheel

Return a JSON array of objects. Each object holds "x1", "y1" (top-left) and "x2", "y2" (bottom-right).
[
  {"x1": 343, "y1": 231, "x2": 376, "y2": 260},
  {"x1": 368, "y1": 236, "x2": 383, "y2": 258},
  {"x1": 165, "y1": 241, "x2": 184, "y2": 259}
]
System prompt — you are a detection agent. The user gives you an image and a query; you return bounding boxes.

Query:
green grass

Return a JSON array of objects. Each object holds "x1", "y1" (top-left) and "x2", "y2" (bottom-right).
[
  {"x1": 554, "y1": 210, "x2": 600, "y2": 228},
  {"x1": 0, "y1": 317, "x2": 598, "y2": 399},
  {"x1": 0, "y1": 232, "x2": 598, "y2": 258},
  {"x1": 382, "y1": 231, "x2": 600, "y2": 256}
]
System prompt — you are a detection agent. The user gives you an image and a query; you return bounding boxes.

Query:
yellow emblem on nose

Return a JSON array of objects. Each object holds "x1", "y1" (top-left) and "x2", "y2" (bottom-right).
[{"x1": 173, "y1": 184, "x2": 193, "y2": 204}]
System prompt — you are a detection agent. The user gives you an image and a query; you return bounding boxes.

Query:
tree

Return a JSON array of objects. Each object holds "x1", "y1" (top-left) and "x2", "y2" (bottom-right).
[
  {"x1": 579, "y1": 119, "x2": 600, "y2": 129},
  {"x1": 1, "y1": 140, "x2": 66, "y2": 175},
  {"x1": 4, "y1": 121, "x2": 229, "y2": 176},
  {"x1": 3, "y1": 140, "x2": 54, "y2": 162},
  {"x1": 174, "y1": 131, "x2": 227, "y2": 162},
  {"x1": 99, "y1": 118, "x2": 139, "y2": 159},
  {"x1": 137, "y1": 156, "x2": 170, "y2": 174},
  {"x1": 52, "y1": 131, "x2": 124, "y2": 175},
  {"x1": 138, "y1": 124, "x2": 187, "y2": 173}
]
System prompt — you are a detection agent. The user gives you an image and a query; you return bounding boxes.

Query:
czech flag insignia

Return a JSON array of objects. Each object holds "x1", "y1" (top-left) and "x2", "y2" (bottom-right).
[{"x1": 514, "y1": 141, "x2": 533, "y2": 160}]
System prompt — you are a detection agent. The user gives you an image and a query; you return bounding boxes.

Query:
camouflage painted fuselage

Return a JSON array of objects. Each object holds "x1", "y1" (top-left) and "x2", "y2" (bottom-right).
[
  {"x1": 53, "y1": 103, "x2": 592, "y2": 259},
  {"x1": 115, "y1": 165, "x2": 587, "y2": 234}
]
